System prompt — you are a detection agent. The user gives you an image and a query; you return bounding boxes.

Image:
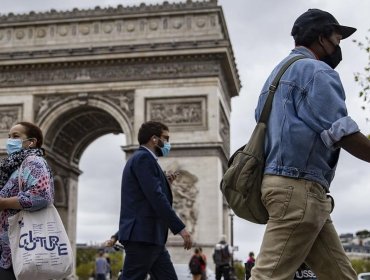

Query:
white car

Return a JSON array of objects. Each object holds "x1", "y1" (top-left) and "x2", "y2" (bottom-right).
[{"x1": 358, "y1": 272, "x2": 370, "y2": 280}]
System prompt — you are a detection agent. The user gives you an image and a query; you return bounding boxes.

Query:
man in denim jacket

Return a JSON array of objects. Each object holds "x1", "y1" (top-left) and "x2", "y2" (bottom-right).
[{"x1": 252, "y1": 9, "x2": 370, "y2": 280}]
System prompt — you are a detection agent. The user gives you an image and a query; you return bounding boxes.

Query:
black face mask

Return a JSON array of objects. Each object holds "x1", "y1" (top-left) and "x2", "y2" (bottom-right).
[{"x1": 320, "y1": 43, "x2": 342, "y2": 69}]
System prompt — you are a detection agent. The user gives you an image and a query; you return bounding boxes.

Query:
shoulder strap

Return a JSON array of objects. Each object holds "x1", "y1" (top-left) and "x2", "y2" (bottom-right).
[{"x1": 258, "y1": 55, "x2": 305, "y2": 124}]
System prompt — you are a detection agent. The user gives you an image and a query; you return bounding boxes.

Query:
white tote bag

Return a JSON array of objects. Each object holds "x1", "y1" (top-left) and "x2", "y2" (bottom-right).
[
  {"x1": 8, "y1": 204, "x2": 74, "y2": 280},
  {"x1": 7, "y1": 160, "x2": 74, "y2": 280}
]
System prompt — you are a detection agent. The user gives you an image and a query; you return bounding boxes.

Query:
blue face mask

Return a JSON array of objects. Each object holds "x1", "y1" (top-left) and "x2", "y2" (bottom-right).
[
  {"x1": 6, "y1": 138, "x2": 23, "y2": 155},
  {"x1": 160, "y1": 142, "x2": 171, "y2": 157}
]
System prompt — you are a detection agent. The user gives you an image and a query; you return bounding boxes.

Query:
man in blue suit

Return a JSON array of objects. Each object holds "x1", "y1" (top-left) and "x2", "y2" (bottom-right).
[{"x1": 119, "y1": 121, "x2": 192, "y2": 280}]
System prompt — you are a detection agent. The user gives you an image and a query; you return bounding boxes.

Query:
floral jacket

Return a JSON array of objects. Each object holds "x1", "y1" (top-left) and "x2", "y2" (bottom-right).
[{"x1": 0, "y1": 155, "x2": 54, "y2": 269}]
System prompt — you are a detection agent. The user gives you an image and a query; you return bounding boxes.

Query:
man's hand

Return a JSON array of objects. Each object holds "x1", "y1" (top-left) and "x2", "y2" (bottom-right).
[
  {"x1": 166, "y1": 171, "x2": 180, "y2": 184},
  {"x1": 104, "y1": 236, "x2": 118, "y2": 247},
  {"x1": 179, "y1": 228, "x2": 192, "y2": 250}
]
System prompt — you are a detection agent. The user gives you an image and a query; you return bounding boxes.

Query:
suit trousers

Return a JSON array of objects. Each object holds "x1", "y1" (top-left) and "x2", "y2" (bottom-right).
[
  {"x1": 251, "y1": 175, "x2": 357, "y2": 280},
  {"x1": 121, "y1": 241, "x2": 177, "y2": 280}
]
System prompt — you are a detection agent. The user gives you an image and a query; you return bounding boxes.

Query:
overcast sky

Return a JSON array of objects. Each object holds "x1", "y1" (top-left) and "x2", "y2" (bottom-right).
[{"x1": 2, "y1": 0, "x2": 369, "y2": 262}]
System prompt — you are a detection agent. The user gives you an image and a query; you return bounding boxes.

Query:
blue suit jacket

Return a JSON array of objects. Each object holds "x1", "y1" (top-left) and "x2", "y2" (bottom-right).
[{"x1": 118, "y1": 146, "x2": 185, "y2": 245}]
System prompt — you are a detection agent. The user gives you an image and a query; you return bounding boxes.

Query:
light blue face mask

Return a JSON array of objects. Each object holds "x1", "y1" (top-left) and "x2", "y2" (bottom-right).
[
  {"x1": 6, "y1": 138, "x2": 23, "y2": 155},
  {"x1": 160, "y1": 142, "x2": 171, "y2": 157}
]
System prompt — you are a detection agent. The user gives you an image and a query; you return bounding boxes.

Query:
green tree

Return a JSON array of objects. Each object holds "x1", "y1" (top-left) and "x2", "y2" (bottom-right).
[
  {"x1": 233, "y1": 260, "x2": 246, "y2": 280},
  {"x1": 75, "y1": 247, "x2": 123, "y2": 280},
  {"x1": 353, "y1": 30, "x2": 370, "y2": 129},
  {"x1": 351, "y1": 259, "x2": 370, "y2": 274},
  {"x1": 107, "y1": 251, "x2": 124, "y2": 279},
  {"x1": 76, "y1": 247, "x2": 98, "y2": 280},
  {"x1": 76, "y1": 261, "x2": 94, "y2": 280},
  {"x1": 356, "y1": 229, "x2": 370, "y2": 239}
]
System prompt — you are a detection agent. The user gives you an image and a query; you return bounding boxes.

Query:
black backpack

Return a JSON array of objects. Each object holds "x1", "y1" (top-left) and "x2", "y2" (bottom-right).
[
  {"x1": 189, "y1": 255, "x2": 202, "y2": 275},
  {"x1": 213, "y1": 244, "x2": 230, "y2": 266}
]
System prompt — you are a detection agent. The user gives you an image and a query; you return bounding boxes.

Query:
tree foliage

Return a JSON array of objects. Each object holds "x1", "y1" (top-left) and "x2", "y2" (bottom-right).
[
  {"x1": 353, "y1": 30, "x2": 370, "y2": 126},
  {"x1": 356, "y1": 229, "x2": 370, "y2": 238},
  {"x1": 351, "y1": 259, "x2": 370, "y2": 274},
  {"x1": 76, "y1": 247, "x2": 123, "y2": 280},
  {"x1": 233, "y1": 260, "x2": 246, "y2": 280}
]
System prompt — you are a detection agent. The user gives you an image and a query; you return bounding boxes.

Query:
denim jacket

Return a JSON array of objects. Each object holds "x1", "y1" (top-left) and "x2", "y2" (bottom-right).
[{"x1": 255, "y1": 46, "x2": 359, "y2": 190}]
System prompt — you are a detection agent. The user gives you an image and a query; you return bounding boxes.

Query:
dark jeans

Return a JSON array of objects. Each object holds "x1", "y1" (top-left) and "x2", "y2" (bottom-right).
[
  {"x1": 0, "y1": 267, "x2": 16, "y2": 280},
  {"x1": 96, "y1": 273, "x2": 106, "y2": 280},
  {"x1": 216, "y1": 265, "x2": 230, "y2": 280}
]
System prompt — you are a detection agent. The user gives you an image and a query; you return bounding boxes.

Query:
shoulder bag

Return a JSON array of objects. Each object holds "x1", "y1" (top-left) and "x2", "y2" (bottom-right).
[{"x1": 220, "y1": 55, "x2": 305, "y2": 224}]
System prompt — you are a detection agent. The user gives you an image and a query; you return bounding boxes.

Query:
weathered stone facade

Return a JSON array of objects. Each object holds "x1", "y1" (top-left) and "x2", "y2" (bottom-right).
[{"x1": 0, "y1": 0, "x2": 240, "y2": 267}]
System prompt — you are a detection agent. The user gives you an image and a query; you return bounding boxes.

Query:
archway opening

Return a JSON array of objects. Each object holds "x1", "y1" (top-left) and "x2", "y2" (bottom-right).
[
  {"x1": 42, "y1": 103, "x2": 131, "y2": 249},
  {"x1": 76, "y1": 133, "x2": 126, "y2": 245}
]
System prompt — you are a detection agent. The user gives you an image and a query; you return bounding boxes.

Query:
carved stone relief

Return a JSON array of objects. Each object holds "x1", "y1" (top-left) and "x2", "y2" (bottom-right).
[
  {"x1": 171, "y1": 170, "x2": 199, "y2": 235},
  {"x1": 0, "y1": 59, "x2": 220, "y2": 87},
  {"x1": 0, "y1": 12, "x2": 221, "y2": 48},
  {"x1": 146, "y1": 96, "x2": 207, "y2": 131},
  {"x1": 0, "y1": 105, "x2": 22, "y2": 133},
  {"x1": 34, "y1": 91, "x2": 135, "y2": 126},
  {"x1": 104, "y1": 91, "x2": 135, "y2": 125}
]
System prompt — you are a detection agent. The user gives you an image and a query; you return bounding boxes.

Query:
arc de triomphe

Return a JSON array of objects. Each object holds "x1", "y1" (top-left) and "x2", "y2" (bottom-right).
[{"x1": 0, "y1": 0, "x2": 240, "y2": 264}]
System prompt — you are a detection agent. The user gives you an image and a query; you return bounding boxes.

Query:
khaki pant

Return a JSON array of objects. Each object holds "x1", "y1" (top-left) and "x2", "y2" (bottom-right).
[{"x1": 251, "y1": 175, "x2": 357, "y2": 280}]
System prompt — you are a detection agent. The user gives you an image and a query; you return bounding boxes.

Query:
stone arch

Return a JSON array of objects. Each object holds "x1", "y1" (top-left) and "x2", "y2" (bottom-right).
[
  {"x1": 33, "y1": 93, "x2": 133, "y2": 251},
  {"x1": 37, "y1": 92, "x2": 134, "y2": 150},
  {"x1": 0, "y1": 1, "x2": 241, "y2": 267},
  {"x1": 54, "y1": 174, "x2": 67, "y2": 207}
]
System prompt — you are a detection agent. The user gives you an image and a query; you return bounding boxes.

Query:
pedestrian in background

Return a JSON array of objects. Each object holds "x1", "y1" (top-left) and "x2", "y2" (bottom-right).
[
  {"x1": 189, "y1": 248, "x2": 206, "y2": 280},
  {"x1": 199, "y1": 247, "x2": 207, "y2": 280},
  {"x1": 213, "y1": 235, "x2": 231, "y2": 280},
  {"x1": 95, "y1": 250, "x2": 109, "y2": 280},
  {"x1": 244, "y1": 252, "x2": 255, "y2": 279}
]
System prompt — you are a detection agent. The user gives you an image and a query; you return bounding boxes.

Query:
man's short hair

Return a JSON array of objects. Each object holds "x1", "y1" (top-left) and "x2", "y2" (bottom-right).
[
  {"x1": 138, "y1": 121, "x2": 169, "y2": 145},
  {"x1": 292, "y1": 24, "x2": 335, "y2": 47}
]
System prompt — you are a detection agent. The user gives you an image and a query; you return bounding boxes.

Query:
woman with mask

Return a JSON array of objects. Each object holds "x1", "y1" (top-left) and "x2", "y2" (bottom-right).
[{"x1": 0, "y1": 121, "x2": 54, "y2": 280}]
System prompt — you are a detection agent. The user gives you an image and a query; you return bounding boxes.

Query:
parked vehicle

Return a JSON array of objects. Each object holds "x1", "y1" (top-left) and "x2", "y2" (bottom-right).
[{"x1": 358, "y1": 272, "x2": 370, "y2": 280}]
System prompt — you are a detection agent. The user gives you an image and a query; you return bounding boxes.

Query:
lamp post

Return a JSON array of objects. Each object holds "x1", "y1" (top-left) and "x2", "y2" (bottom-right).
[{"x1": 229, "y1": 210, "x2": 236, "y2": 280}]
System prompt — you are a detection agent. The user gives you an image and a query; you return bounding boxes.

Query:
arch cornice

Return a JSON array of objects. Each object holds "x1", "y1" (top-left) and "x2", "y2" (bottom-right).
[
  {"x1": 0, "y1": 1, "x2": 219, "y2": 25},
  {"x1": 0, "y1": 52, "x2": 238, "y2": 100}
]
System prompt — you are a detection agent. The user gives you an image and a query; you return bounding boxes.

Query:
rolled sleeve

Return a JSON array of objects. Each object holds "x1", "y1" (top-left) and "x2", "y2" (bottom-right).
[{"x1": 320, "y1": 116, "x2": 359, "y2": 149}]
